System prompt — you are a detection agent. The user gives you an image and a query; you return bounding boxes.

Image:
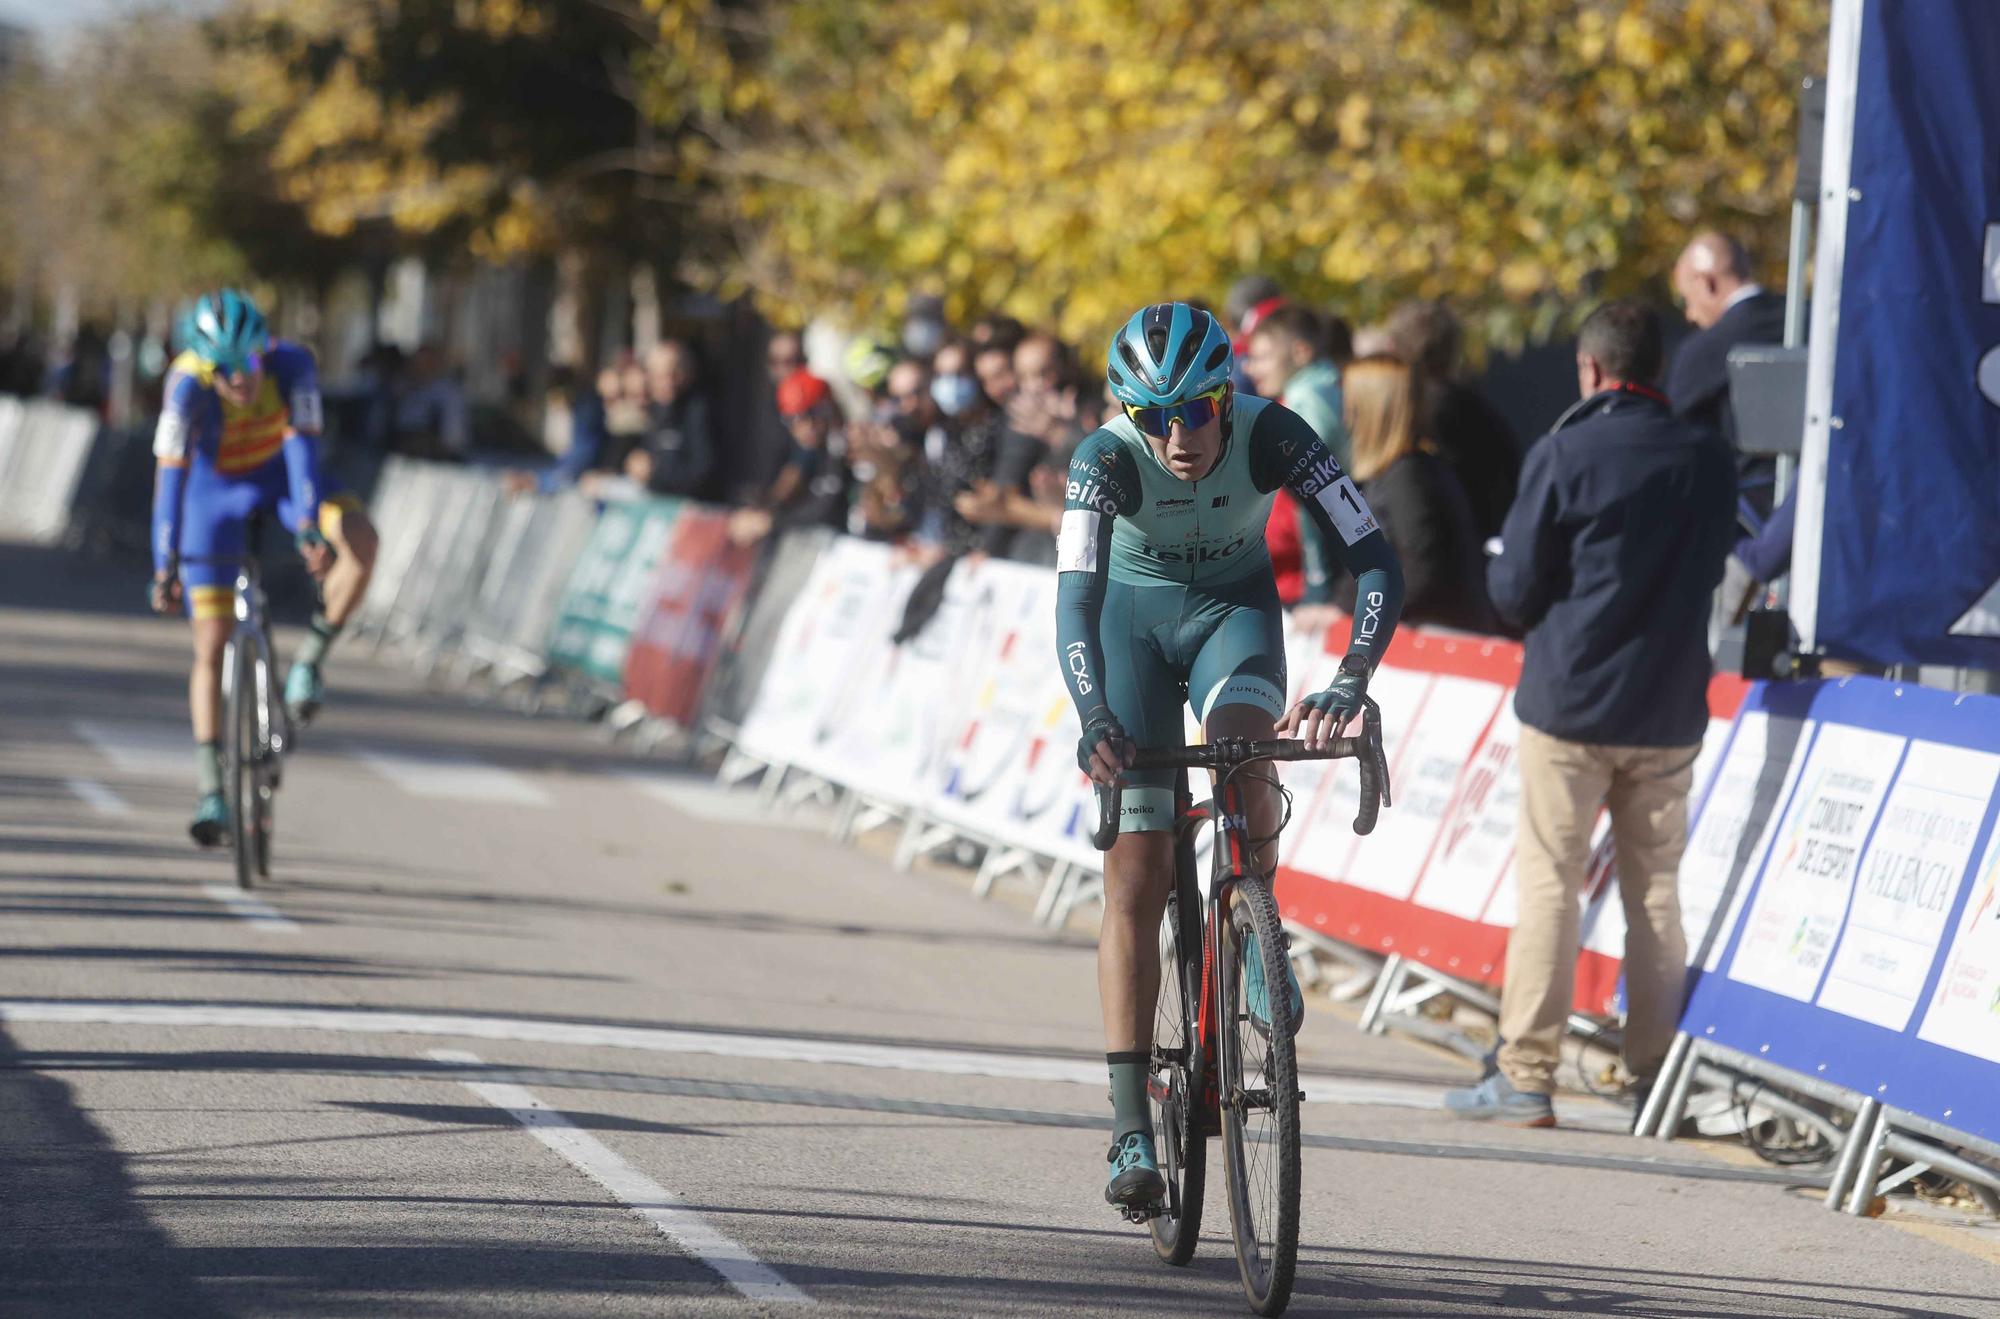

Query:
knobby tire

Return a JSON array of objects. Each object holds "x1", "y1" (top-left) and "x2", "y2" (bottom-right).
[
  {"x1": 1148, "y1": 883, "x2": 1207, "y2": 1265},
  {"x1": 226, "y1": 641, "x2": 257, "y2": 891},
  {"x1": 1218, "y1": 875, "x2": 1301, "y2": 1316}
]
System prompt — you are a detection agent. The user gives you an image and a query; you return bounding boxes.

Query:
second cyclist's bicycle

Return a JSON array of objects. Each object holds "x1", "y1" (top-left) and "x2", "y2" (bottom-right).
[
  {"x1": 1092, "y1": 699, "x2": 1390, "y2": 1317},
  {"x1": 185, "y1": 525, "x2": 296, "y2": 889}
]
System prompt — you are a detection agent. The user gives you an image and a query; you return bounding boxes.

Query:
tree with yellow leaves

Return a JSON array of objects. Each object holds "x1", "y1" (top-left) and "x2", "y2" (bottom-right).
[{"x1": 663, "y1": 0, "x2": 1827, "y2": 348}]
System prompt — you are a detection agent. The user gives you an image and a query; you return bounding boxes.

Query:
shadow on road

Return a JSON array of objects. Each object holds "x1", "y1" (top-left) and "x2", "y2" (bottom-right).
[{"x1": 0, "y1": 1020, "x2": 223, "y2": 1318}]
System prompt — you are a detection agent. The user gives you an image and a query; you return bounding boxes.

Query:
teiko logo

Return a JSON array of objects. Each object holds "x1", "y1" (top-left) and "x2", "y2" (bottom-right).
[
  {"x1": 1066, "y1": 478, "x2": 1119, "y2": 517},
  {"x1": 1296, "y1": 455, "x2": 1344, "y2": 495}
]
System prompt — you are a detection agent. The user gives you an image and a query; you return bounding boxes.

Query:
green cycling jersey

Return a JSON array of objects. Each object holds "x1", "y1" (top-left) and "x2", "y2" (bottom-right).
[{"x1": 1054, "y1": 393, "x2": 1405, "y2": 757}]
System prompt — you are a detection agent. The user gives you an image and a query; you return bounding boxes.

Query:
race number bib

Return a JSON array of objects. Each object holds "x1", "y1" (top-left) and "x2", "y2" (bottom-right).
[{"x1": 1316, "y1": 476, "x2": 1379, "y2": 545}]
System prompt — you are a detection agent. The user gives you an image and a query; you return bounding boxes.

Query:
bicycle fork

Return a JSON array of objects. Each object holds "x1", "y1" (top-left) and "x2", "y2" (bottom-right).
[{"x1": 1191, "y1": 776, "x2": 1258, "y2": 1135}]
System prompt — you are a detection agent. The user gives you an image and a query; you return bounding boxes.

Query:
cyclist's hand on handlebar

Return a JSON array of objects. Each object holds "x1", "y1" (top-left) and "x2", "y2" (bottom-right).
[
  {"x1": 1077, "y1": 711, "x2": 1133, "y2": 786},
  {"x1": 1279, "y1": 672, "x2": 1366, "y2": 751},
  {"x1": 148, "y1": 572, "x2": 182, "y2": 616},
  {"x1": 296, "y1": 525, "x2": 335, "y2": 579}
]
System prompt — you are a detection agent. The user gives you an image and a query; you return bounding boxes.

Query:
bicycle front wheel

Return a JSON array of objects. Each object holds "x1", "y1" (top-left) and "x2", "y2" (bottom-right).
[
  {"x1": 225, "y1": 641, "x2": 258, "y2": 890},
  {"x1": 1148, "y1": 886, "x2": 1206, "y2": 1265},
  {"x1": 1217, "y1": 875, "x2": 1301, "y2": 1316}
]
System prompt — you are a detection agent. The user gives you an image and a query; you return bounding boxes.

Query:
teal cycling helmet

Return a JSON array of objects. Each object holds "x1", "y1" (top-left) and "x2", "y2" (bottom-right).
[
  {"x1": 185, "y1": 289, "x2": 269, "y2": 374},
  {"x1": 1106, "y1": 302, "x2": 1234, "y2": 408}
]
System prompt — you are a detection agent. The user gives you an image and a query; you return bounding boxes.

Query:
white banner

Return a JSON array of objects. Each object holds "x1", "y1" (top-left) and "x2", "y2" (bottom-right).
[{"x1": 1727, "y1": 724, "x2": 1907, "y2": 1002}]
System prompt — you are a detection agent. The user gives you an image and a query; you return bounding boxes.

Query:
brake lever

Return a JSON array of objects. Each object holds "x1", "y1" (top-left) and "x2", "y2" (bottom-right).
[{"x1": 1364, "y1": 697, "x2": 1392, "y2": 810}]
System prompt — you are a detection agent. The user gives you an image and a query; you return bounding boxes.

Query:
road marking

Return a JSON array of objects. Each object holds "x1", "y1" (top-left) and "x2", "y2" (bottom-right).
[
  {"x1": 0, "y1": 1000, "x2": 1629, "y2": 1122},
  {"x1": 199, "y1": 885, "x2": 302, "y2": 934},
  {"x1": 64, "y1": 777, "x2": 132, "y2": 817},
  {"x1": 357, "y1": 751, "x2": 551, "y2": 806},
  {"x1": 429, "y1": 1049, "x2": 813, "y2": 1306},
  {"x1": 72, "y1": 720, "x2": 187, "y2": 778},
  {"x1": 620, "y1": 773, "x2": 820, "y2": 827}
]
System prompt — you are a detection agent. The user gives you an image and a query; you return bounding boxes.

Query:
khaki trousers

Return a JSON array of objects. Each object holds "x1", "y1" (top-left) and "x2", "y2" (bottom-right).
[{"x1": 1496, "y1": 725, "x2": 1699, "y2": 1095}]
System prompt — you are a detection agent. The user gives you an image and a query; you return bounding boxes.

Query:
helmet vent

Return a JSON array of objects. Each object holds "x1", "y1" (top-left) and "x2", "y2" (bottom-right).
[
  {"x1": 1205, "y1": 343, "x2": 1231, "y2": 372},
  {"x1": 1118, "y1": 339, "x2": 1146, "y2": 380},
  {"x1": 1171, "y1": 333, "x2": 1199, "y2": 385}
]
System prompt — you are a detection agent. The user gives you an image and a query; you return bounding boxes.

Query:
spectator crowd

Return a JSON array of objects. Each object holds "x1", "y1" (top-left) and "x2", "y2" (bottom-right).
[
  {"x1": 511, "y1": 278, "x2": 1557, "y2": 640},
  {"x1": 4, "y1": 225, "x2": 1793, "y2": 644}
]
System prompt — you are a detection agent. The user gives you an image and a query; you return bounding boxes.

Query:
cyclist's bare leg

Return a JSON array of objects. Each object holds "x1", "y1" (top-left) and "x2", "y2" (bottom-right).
[
  {"x1": 189, "y1": 615, "x2": 231, "y2": 743},
  {"x1": 319, "y1": 507, "x2": 377, "y2": 627},
  {"x1": 1099, "y1": 829, "x2": 1174, "y2": 1052},
  {"x1": 1205, "y1": 701, "x2": 1282, "y2": 875}
]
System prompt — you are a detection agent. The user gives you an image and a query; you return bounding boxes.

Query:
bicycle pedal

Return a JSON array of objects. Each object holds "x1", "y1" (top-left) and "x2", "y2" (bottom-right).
[{"x1": 1119, "y1": 1201, "x2": 1165, "y2": 1224}]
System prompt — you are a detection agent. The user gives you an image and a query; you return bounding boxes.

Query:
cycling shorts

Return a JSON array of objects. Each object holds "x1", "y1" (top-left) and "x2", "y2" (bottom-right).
[
  {"x1": 177, "y1": 459, "x2": 363, "y2": 620},
  {"x1": 1099, "y1": 569, "x2": 1287, "y2": 833}
]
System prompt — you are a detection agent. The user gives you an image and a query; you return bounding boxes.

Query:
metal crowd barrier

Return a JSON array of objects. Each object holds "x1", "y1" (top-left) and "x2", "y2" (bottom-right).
[
  {"x1": 454, "y1": 489, "x2": 599, "y2": 687},
  {"x1": 0, "y1": 399, "x2": 104, "y2": 545}
]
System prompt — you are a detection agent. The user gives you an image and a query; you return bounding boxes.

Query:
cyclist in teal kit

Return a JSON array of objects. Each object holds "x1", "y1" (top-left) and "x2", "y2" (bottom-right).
[{"x1": 1055, "y1": 302, "x2": 1405, "y2": 1210}]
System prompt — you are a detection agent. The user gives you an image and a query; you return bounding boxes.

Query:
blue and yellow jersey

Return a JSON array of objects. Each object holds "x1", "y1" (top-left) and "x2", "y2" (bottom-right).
[
  {"x1": 153, "y1": 341, "x2": 323, "y2": 476},
  {"x1": 150, "y1": 340, "x2": 326, "y2": 575}
]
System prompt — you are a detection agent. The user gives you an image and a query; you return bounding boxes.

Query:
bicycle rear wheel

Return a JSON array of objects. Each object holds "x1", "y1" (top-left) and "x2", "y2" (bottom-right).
[
  {"x1": 1217, "y1": 874, "x2": 1301, "y2": 1316},
  {"x1": 225, "y1": 641, "x2": 257, "y2": 891},
  {"x1": 1148, "y1": 881, "x2": 1206, "y2": 1265}
]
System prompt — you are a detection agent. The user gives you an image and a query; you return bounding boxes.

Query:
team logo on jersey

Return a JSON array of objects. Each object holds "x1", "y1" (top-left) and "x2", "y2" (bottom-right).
[
  {"x1": 1066, "y1": 477, "x2": 1121, "y2": 517},
  {"x1": 1141, "y1": 535, "x2": 1248, "y2": 565},
  {"x1": 1291, "y1": 454, "x2": 1345, "y2": 497},
  {"x1": 1155, "y1": 496, "x2": 1195, "y2": 517},
  {"x1": 1211, "y1": 495, "x2": 1230, "y2": 508}
]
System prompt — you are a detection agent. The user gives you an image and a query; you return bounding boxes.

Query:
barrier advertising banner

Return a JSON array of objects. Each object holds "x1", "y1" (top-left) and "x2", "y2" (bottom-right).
[
  {"x1": 1797, "y1": 2, "x2": 2000, "y2": 665},
  {"x1": 623, "y1": 508, "x2": 759, "y2": 727},
  {"x1": 1680, "y1": 678, "x2": 2000, "y2": 1145},
  {"x1": 545, "y1": 496, "x2": 682, "y2": 686}
]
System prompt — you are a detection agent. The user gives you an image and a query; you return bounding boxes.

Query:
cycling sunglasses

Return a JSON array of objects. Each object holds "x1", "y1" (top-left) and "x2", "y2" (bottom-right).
[
  {"x1": 1124, "y1": 386, "x2": 1226, "y2": 439},
  {"x1": 205, "y1": 351, "x2": 264, "y2": 383}
]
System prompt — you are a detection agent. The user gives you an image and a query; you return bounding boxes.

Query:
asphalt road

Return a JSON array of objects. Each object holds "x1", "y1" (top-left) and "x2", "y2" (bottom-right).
[{"x1": 4, "y1": 539, "x2": 1998, "y2": 1318}]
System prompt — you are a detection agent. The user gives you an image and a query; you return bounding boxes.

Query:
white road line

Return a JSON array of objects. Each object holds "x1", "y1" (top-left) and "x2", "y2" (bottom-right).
[
  {"x1": 357, "y1": 751, "x2": 552, "y2": 806},
  {"x1": 199, "y1": 885, "x2": 302, "y2": 934},
  {"x1": 0, "y1": 1000, "x2": 1557, "y2": 1115},
  {"x1": 429, "y1": 1048, "x2": 813, "y2": 1306},
  {"x1": 71, "y1": 720, "x2": 188, "y2": 778},
  {"x1": 620, "y1": 773, "x2": 817, "y2": 827},
  {"x1": 64, "y1": 777, "x2": 133, "y2": 817}
]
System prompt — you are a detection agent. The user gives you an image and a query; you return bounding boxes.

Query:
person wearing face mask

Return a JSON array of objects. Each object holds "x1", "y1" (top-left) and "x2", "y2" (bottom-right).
[{"x1": 918, "y1": 340, "x2": 1004, "y2": 555}]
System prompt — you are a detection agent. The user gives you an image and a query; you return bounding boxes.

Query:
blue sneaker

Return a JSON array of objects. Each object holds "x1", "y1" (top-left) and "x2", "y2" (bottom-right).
[
  {"x1": 189, "y1": 792, "x2": 229, "y2": 849},
  {"x1": 1104, "y1": 1131, "x2": 1166, "y2": 1209},
  {"x1": 1243, "y1": 931, "x2": 1305, "y2": 1037},
  {"x1": 284, "y1": 661, "x2": 324, "y2": 726},
  {"x1": 1443, "y1": 1072, "x2": 1556, "y2": 1127}
]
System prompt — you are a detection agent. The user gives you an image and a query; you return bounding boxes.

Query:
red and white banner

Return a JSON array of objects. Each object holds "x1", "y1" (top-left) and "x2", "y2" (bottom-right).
[
  {"x1": 728, "y1": 538, "x2": 1749, "y2": 1007},
  {"x1": 623, "y1": 508, "x2": 761, "y2": 727}
]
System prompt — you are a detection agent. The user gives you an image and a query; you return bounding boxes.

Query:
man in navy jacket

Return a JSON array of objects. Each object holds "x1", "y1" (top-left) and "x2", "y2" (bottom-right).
[{"x1": 1446, "y1": 301, "x2": 1736, "y2": 1128}]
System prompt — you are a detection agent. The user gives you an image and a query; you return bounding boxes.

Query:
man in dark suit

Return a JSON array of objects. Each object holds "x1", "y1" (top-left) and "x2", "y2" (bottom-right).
[{"x1": 1668, "y1": 232, "x2": 1787, "y2": 511}]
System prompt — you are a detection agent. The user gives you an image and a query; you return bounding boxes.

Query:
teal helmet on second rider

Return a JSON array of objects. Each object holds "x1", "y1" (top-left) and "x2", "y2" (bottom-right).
[
  {"x1": 1106, "y1": 302, "x2": 1234, "y2": 408},
  {"x1": 184, "y1": 288, "x2": 269, "y2": 374}
]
